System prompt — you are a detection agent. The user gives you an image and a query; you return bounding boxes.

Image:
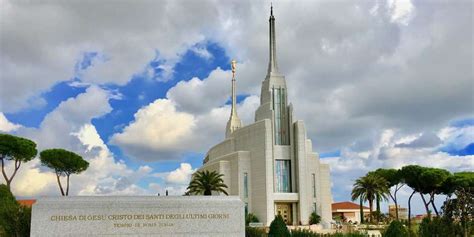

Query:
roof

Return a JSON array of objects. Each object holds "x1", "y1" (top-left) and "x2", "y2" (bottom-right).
[
  {"x1": 332, "y1": 201, "x2": 369, "y2": 211},
  {"x1": 17, "y1": 199, "x2": 36, "y2": 207}
]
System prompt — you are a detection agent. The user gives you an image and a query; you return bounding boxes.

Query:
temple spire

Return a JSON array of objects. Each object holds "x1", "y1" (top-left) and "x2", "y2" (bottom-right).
[
  {"x1": 226, "y1": 59, "x2": 242, "y2": 138},
  {"x1": 267, "y1": 4, "x2": 278, "y2": 74}
]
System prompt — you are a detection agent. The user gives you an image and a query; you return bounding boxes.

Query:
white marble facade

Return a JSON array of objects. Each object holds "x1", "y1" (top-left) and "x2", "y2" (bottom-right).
[{"x1": 198, "y1": 7, "x2": 332, "y2": 227}]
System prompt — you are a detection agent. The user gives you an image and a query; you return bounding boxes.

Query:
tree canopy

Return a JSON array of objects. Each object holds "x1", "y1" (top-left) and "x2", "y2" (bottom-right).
[
  {"x1": 351, "y1": 173, "x2": 389, "y2": 223},
  {"x1": 0, "y1": 134, "x2": 37, "y2": 190},
  {"x1": 40, "y1": 149, "x2": 89, "y2": 196},
  {"x1": 186, "y1": 170, "x2": 228, "y2": 196},
  {"x1": 370, "y1": 168, "x2": 404, "y2": 220}
]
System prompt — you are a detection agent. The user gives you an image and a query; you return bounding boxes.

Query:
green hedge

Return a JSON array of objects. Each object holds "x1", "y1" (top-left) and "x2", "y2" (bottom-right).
[
  {"x1": 0, "y1": 184, "x2": 31, "y2": 237},
  {"x1": 245, "y1": 227, "x2": 367, "y2": 237},
  {"x1": 383, "y1": 220, "x2": 408, "y2": 237}
]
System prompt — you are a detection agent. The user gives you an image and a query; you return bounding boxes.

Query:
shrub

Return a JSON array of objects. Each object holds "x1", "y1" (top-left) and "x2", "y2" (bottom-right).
[
  {"x1": 419, "y1": 217, "x2": 462, "y2": 237},
  {"x1": 308, "y1": 212, "x2": 321, "y2": 225},
  {"x1": 291, "y1": 228, "x2": 319, "y2": 237},
  {"x1": 268, "y1": 215, "x2": 290, "y2": 237},
  {"x1": 331, "y1": 233, "x2": 366, "y2": 237},
  {"x1": 0, "y1": 184, "x2": 31, "y2": 237},
  {"x1": 383, "y1": 220, "x2": 408, "y2": 237},
  {"x1": 246, "y1": 213, "x2": 260, "y2": 226},
  {"x1": 245, "y1": 226, "x2": 266, "y2": 237}
]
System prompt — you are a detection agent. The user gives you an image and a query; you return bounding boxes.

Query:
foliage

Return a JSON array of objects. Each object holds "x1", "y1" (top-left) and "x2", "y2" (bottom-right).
[
  {"x1": 290, "y1": 228, "x2": 319, "y2": 237},
  {"x1": 383, "y1": 220, "x2": 408, "y2": 237},
  {"x1": 246, "y1": 227, "x2": 368, "y2": 237},
  {"x1": 399, "y1": 165, "x2": 425, "y2": 228},
  {"x1": 0, "y1": 184, "x2": 31, "y2": 237},
  {"x1": 246, "y1": 213, "x2": 260, "y2": 226},
  {"x1": 351, "y1": 173, "x2": 389, "y2": 223},
  {"x1": 308, "y1": 212, "x2": 321, "y2": 225},
  {"x1": 369, "y1": 211, "x2": 388, "y2": 224},
  {"x1": 441, "y1": 174, "x2": 474, "y2": 237},
  {"x1": 0, "y1": 134, "x2": 37, "y2": 189},
  {"x1": 186, "y1": 170, "x2": 228, "y2": 196},
  {"x1": 371, "y1": 168, "x2": 404, "y2": 220},
  {"x1": 418, "y1": 167, "x2": 451, "y2": 215},
  {"x1": 40, "y1": 149, "x2": 88, "y2": 176},
  {"x1": 246, "y1": 227, "x2": 266, "y2": 237},
  {"x1": 268, "y1": 215, "x2": 290, "y2": 237},
  {"x1": 330, "y1": 233, "x2": 366, "y2": 237},
  {"x1": 40, "y1": 148, "x2": 89, "y2": 196},
  {"x1": 419, "y1": 217, "x2": 463, "y2": 237}
]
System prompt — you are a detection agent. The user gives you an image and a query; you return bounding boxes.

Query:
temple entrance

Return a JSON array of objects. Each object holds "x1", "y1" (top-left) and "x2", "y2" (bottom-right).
[{"x1": 275, "y1": 203, "x2": 292, "y2": 225}]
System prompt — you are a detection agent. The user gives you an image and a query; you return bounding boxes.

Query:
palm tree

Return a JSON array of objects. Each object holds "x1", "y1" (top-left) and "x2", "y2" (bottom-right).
[
  {"x1": 186, "y1": 170, "x2": 228, "y2": 196},
  {"x1": 351, "y1": 174, "x2": 389, "y2": 223}
]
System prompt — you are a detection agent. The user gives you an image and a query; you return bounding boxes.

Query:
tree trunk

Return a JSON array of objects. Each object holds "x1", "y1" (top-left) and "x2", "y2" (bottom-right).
[
  {"x1": 66, "y1": 174, "x2": 70, "y2": 196},
  {"x1": 394, "y1": 198, "x2": 399, "y2": 221},
  {"x1": 1, "y1": 157, "x2": 21, "y2": 190},
  {"x1": 376, "y1": 195, "x2": 381, "y2": 223},
  {"x1": 368, "y1": 198, "x2": 373, "y2": 223},
  {"x1": 204, "y1": 189, "x2": 211, "y2": 196},
  {"x1": 360, "y1": 198, "x2": 364, "y2": 224},
  {"x1": 393, "y1": 184, "x2": 403, "y2": 220},
  {"x1": 1, "y1": 157, "x2": 11, "y2": 190},
  {"x1": 430, "y1": 194, "x2": 439, "y2": 216},
  {"x1": 408, "y1": 190, "x2": 416, "y2": 230},
  {"x1": 420, "y1": 193, "x2": 431, "y2": 217},
  {"x1": 56, "y1": 173, "x2": 65, "y2": 196}
]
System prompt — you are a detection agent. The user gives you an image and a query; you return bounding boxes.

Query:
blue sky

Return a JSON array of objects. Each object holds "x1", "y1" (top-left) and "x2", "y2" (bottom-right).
[{"x1": 0, "y1": 0, "x2": 472, "y2": 215}]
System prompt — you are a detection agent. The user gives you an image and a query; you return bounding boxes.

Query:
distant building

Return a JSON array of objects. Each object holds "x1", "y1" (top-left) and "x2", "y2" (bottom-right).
[
  {"x1": 388, "y1": 204, "x2": 408, "y2": 220},
  {"x1": 197, "y1": 6, "x2": 333, "y2": 227},
  {"x1": 332, "y1": 202, "x2": 370, "y2": 224}
]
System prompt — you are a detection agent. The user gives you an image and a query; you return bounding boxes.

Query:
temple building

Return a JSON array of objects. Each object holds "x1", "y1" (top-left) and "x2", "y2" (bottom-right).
[{"x1": 198, "y1": 7, "x2": 332, "y2": 227}]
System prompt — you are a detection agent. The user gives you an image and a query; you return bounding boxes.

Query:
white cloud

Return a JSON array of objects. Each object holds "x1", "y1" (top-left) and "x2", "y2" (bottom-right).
[
  {"x1": 1, "y1": 0, "x2": 472, "y2": 206},
  {"x1": 0, "y1": 113, "x2": 21, "y2": 132},
  {"x1": 0, "y1": 0, "x2": 219, "y2": 112},
  {"x1": 190, "y1": 44, "x2": 213, "y2": 60},
  {"x1": 166, "y1": 68, "x2": 231, "y2": 114},
  {"x1": 323, "y1": 124, "x2": 474, "y2": 214},
  {"x1": 2, "y1": 87, "x2": 154, "y2": 197},
  {"x1": 111, "y1": 63, "x2": 260, "y2": 162},
  {"x1": 3, "y1": 1, "x2": 471, "y2": 154},
  {"x1": 110, "y1": 99, "x2": 196, "y2": 161},
  {"x1": 147, "y1": 163, "x2": 196, "y2": 196},
  {"x1": 165, "y1": 163, "x2": 195, "y2": 185},
  {"x1": 388, "y1": 0, "x2": 415, "y2": 25}
]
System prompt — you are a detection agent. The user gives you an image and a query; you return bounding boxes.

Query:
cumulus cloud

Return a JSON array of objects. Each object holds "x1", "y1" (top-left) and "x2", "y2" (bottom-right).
[
  {"x1": 2, "y1": 86, "x2": 154, "y2": 197},
  {"x1": 110, "y1": 99, "x2": 196, "y2": 161},
  {"x1": 146, "y1": 163, "x2": 196, "y2": 196},
  {"x1": 0, "y1": 0, "x2": 218, "y2": 112},
  {"x1": 3, "y1": 0, "x2": 471, "y2": 153},
  {"x1": 395, "y1": 132, "x2": 442, "y2": 148},
  {"x1": 166, "y1": 68, "x2": 231, "y2": 114},
  {"x1": 323, "y1": 124, "x2": 474, "y2": 213},
  {"x1": 2, "y1": 0, "x2": 472, "y2": 204},
  {"x1": 165, "y1": 163, "x2": 195, "y2": 185},
  {"x1": 0, "y1": 113, "x2": 21, "y2": 132},
  {"x1": 111, "y1": 65, "x2": 260, "y2": 161}
]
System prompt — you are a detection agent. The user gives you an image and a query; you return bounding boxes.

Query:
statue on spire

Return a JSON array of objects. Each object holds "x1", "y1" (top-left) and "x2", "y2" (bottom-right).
[{"x1": 225, "y1": 59, "x2": 242, "y2": 138}]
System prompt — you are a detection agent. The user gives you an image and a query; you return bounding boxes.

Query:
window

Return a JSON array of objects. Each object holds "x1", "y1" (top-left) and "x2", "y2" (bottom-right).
[
  {"x1": 244, "y1": 172, "x2": 248, "y2": 198},
  {"x1": 272, "y1": 87, "x2": 288, "y2": 145},
  {"x1": 312, "y1": 173, "x2": 316, "y2": 198},
  {"x1": 275, "y1": 160, "x2": 291, "y2": 192}
]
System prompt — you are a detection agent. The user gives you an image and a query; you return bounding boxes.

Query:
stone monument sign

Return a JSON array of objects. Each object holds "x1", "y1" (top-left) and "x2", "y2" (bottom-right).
[{"x1": 31, "y1": 196, "x2": 244, "y2": 236}]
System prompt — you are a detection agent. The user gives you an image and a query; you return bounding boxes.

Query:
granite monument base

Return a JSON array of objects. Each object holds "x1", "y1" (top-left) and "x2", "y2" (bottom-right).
[{"x1": 31, "y1": 196, "x2": 244, "y2": 237}]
